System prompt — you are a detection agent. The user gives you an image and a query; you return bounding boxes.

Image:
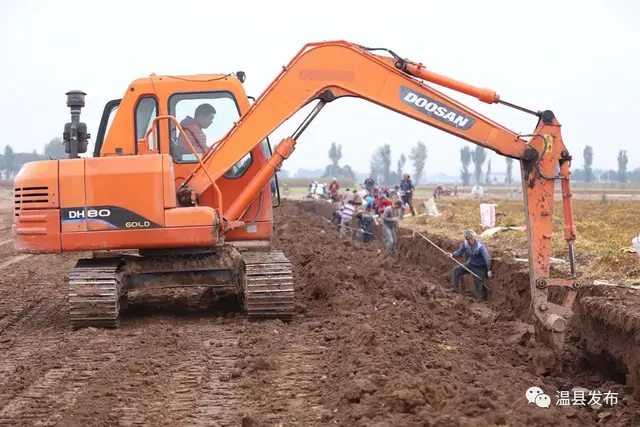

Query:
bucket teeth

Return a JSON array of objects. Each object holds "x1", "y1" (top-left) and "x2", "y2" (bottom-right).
[
  {"x1": 68, "y1": 258, "x2": 121, "y2": 330},
  {"x1": 241, "y1": 250, "x2": 294, "y2": 322}
]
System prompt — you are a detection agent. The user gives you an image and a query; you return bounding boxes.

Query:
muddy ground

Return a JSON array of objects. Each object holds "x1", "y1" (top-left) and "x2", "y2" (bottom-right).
[{"x1": 1, "y1": 200, "x2": 639, "y2": 426}]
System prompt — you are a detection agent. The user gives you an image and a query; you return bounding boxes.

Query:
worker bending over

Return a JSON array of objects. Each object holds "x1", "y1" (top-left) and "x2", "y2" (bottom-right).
[
  {"x1": 447, "y1": 230, "x2": 493, "y2": 300},
  {"x1": 373, "y1": 194, "x2": 391, "y2": 216},
  {"x1": 355, "y1": 212, "x2": 374, "y2": 243}
]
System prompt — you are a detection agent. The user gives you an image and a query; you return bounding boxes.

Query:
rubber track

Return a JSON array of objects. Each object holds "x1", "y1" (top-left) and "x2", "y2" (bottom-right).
[
  {"x1": 241, "y1": 250, "x2": 294, "y2": 321},
  {"x1": 68, "y1": 258, "x2": 121, "y2": 329}
]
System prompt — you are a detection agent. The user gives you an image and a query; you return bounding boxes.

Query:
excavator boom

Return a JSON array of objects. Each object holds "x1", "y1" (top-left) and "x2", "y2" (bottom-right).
[
  {"x1": 179, "y1": 40, "x2": 579, "y2": 354},
  {"x1": 182, "y1": 41, "x2": 532, "y2": 194}
]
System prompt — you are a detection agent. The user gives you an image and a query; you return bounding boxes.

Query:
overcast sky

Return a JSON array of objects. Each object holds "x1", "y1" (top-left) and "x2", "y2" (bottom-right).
[{"x1": 1, "y1": 0, "x2": 638, "y2": 178}]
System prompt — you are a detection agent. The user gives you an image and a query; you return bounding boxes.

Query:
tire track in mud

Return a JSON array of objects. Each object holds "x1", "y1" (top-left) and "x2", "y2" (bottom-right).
[
  {"x1": 0, "y1": 255, "x2": 31, "y2": 270},
  {"x1": 161, "y1": 327, "x2": 240, "y2": 426},
  {"x1": 0, "y1": 253, "x2": 75, "y2": 339},
  {"x1": 237, "y1": 322, "x2": 330, "y2": 425},
  {"x1": 153, "y1": 321, "x2": 330, "y2": 426},
  {"x1": 0, "y1": 297, "x2": 47, "y2": 335},
  {"x1": 0, "y1": 257, "x2": 72, "y2": 401},
  {"x1": 0, "y1": 230, "x2": 331, "y2": 426},
  {"x1": 0, "y1": 333, "x2": 138, "y2": 426},
  {"x1": 267, "y1": 335, "x2": 329, "y2": 423},
  {"x1": 0, "y1": 252, "x2": 92, "y2": 424},
  {"x1": 0, "y1": 328, "x2": 67, "y2": 400},
  {"x1": 0, "y1": 288, "x2": 67, "y2": 335},
  {"x1": 49, "y1": 320, "x2": 247, "y2": 427}
]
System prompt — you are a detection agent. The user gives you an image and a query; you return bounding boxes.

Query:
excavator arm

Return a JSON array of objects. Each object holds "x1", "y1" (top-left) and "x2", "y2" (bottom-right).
[
  {"x1": 180, "y1": 40, "x2": 579, "y2": 354},
  {"x1": 182, "y1": 41, "x2": 533, "y2": 192}
]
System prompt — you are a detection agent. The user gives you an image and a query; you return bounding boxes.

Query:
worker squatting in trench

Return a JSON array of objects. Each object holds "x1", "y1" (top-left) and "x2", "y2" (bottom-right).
[{"x1": 326, "y1": 178, "x2": 493, "y2": 301}]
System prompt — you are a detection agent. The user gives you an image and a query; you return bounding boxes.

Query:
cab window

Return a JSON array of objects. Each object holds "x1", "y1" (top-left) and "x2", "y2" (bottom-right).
[
  {"x1": 168, "y1": 91, "x2": 252, "y2": 178},
  {"x1": 261, "y1": 138, "x2": 272, "y2": 158},
  {"x1": 93, "y1": 100, "x2": 120, "y2": 157},
  {"x1": 105, "y1": 105, "x2": 118, "y2": 140},
  {"x1": 134, "y1": 96, "x2": 158, "y2": 151}
]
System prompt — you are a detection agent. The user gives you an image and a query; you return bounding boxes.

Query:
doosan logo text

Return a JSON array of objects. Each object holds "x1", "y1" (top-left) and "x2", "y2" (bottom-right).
[{"x1": 399, "y1": 86, "x2": 475, "y2": 130}]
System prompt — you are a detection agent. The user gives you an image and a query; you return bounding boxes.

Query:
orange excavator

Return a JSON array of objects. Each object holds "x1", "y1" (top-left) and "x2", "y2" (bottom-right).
[{"x1": 12, "y1": 41, "x2": 579, "y2": 354}]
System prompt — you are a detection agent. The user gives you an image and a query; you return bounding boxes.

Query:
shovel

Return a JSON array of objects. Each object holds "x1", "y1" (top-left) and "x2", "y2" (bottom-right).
[{"x1": 414, "y1": 231, "x2": 490, "y2": 289}]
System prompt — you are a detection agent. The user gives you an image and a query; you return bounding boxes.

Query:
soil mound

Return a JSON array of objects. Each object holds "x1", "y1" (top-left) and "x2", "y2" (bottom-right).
[{"x1": 278, "y1": 200, "x2": 639, "y2": 426}]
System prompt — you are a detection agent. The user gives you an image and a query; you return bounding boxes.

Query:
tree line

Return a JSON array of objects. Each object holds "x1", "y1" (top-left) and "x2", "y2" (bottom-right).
[
  {"x1": 458, "y1": 144, "x2": 636, "y2": 185},
  {"x1": 2, "y1": 138, "x2": 638, "y2": 186},
  {"x1": 0, "y1": 138, "x2": 66, "y2": 179},
  {"x1": 321, "y1": 140, "x2": 639, "y2": 187},
  {"x1": 319, "y1": 141, "x2": 429, "y2": 185},
  {"x1": 368, "y1": 141, "x2": 428, "y2": 185},
  {"x1": 571, "y1": 146, "x2": 634, "y2": 183}
]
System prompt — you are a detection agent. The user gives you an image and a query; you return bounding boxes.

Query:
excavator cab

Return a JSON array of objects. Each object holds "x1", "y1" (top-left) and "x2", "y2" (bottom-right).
[{"x1": 92, "y1": 74, "x2": 275, "y2": 226}]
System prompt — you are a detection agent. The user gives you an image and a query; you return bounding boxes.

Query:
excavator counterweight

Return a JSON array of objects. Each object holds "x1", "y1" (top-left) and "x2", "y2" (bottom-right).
[{"x1": 12, "y1": 40, "x2": 578, "y2": 355}]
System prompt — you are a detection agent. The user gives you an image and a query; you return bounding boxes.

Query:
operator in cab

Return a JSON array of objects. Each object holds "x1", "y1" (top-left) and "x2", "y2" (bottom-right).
[
  {"x1": 447, "y1": 230, "x2": 492, "y2": 300},
  {"x1": 177, "y1": 103, "x2": 216, "y2": 155}
]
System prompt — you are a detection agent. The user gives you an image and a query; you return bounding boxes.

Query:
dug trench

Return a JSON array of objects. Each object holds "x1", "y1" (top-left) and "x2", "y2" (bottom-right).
[{"x1": 291, "y1": 199, "x2": 640, "y2": 426}]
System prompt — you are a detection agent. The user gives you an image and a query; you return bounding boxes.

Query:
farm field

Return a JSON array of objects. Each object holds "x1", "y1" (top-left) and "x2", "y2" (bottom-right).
[
  {"x1": 398, "y1": 198, "x2": 640, "y2": 284},
  {"x1": 279, "y1": 182, "x2": 640, "y2": 202}
]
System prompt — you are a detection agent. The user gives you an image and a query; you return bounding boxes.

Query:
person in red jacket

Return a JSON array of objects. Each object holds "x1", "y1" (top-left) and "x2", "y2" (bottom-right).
[
  {"x1": 329, "y1": 178, "x2": 340, "y2": 202},
  {"x1": 177, "y1": 103, "x2": 216, "y2": 156},
  {"x1": 373, "y1": 194, "x2": 391, "y2": 215}
]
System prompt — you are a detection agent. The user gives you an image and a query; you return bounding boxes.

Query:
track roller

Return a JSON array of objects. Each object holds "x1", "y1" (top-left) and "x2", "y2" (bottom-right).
[
  {"x1": 241, "y1": 250, "x2": 294, "y2": 321},
  {"x1": 68, "y1": 258, "x2": 122, "y2": 329}
]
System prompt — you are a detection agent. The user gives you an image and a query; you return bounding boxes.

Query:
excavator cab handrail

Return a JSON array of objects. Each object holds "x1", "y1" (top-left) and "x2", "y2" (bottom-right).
[{"x1": 140, "y1": 115, "x2": 223, "y2": 214}]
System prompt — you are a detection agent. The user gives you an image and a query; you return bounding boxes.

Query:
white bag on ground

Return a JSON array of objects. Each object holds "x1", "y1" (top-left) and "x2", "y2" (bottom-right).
[
  {"x1": 423, "y1": 199, "x2": 440, "y2": 216},
  {"x1": 471, "y1": 185, "x2": 485, "y2": 199},
  {"x1": 480, "y1": 203, "x2": 498, "y2": 228}
]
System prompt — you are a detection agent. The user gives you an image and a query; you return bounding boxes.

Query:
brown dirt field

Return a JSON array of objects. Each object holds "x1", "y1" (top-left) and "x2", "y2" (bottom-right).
[{"x1": 0, "y1": 199, "x2": 639, "y2": 426}]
